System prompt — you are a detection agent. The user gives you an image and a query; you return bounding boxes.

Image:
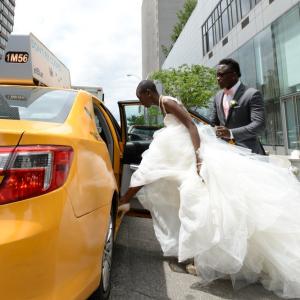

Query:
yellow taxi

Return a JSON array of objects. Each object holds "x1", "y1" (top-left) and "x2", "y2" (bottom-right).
[{"x1": 0, "y1": 84, "x2": 208, "y2": 299}]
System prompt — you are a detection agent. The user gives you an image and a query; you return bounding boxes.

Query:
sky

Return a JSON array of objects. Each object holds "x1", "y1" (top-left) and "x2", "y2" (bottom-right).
[{"x1": 13, "y1": 0, "x2": 143, "y2": 119}]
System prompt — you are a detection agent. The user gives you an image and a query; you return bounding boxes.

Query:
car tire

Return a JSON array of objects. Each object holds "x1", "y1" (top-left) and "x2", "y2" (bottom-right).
[{"x1": 89, "y1": 205, "x2": 115, "y2": 300}]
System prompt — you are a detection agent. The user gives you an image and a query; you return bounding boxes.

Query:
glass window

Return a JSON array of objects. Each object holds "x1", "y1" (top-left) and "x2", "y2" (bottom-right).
[
  {"x1": 221, "y1": 0, "x2": 227, "y2": 12},
  {"x1": 221, "y1": 9, "x2": 230, "y2": 36},
  {"x1": 254, "y1": 27, "x2": 279, "y2": 101},
  {"x1": 240, "y1": 0, "x2": 251, "y2": 17},
  {"x1": 124, "y1": 105, "x2": 163, "y2": 142},
  {"x1": 230, "y1": 0, "x2": 239, "y2": 27},
  {"x1": 250, "y1": 0, "x2": 256, "y2": 9},
  {"x1": 0, "y1": 87, "x2": 76, "y2": 123},
  {"x1": 237, "y1": 39, "x2": 257, "y2": 88},
  {"x1": 273, "y1": 100, "x2": 284, "y2": 146},
  {"x1": 214, "y1": 9, "x2": 219, "y2": 21},
  {"x1": 226, "y1": 13, "x2": 300, "y2": 148},
  {"x1": 208, "y1": 16, "x2": 213, "y2": 28},
  {"x1": 102, "y1": 105, "x2": 121, "y2": 142},
  {"x1": 208, "y1": 27, "x2": 214, "y2": 50},
  {"x1": 215, "y1": 19, "x2": 222, "y2": 42},
  {"x1": 254, "y1": 29, "x2": 283, "y2": 145},
  {"x1": 297, "y1": 96, "x2": 300, "y2": 148},
  {"x1": 236, "y1": 33, "x2": 283, "y2": 147},
  {"x1": 203, "y1": 32, "x2": 209, "y2": 54},
  {"x1": 213, "y1": 20, "x2": 221, "y2": 45},
  {"x1": 202, "y1": 0, "x2": 261, "y2": 56},
  {"x1": 273, "y1": 5, "x2": 300, "y2": 95},
  {"x1": 260, "y1": 100, "x2": 283, "y2": 146},
  {"x1": 284, "y1": 97, "x2": 300, "y2": 150},
  {"x1": 93, "y1": 105, "x2": 114, "y2": 162}
]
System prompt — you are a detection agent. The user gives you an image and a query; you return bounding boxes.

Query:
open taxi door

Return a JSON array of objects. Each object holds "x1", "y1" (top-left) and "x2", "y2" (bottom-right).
[
  {"x1": 118, "y1": 100, "x2": 159, "y2": 218},
  {"x1": 118, "y1": 100, "x2": 211, "y2": 219}
]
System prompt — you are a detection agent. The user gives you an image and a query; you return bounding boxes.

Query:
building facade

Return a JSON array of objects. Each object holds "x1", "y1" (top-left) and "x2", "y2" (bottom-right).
[
  {"x1": 0, "y1": 0, "x2": 15, "y2": 59},
  {"x1": 163, "y1": 0, "x2": 300, "y2": 155},
  {"x1": 141, "y1": 0, "x2": 185, "y2": 79}
]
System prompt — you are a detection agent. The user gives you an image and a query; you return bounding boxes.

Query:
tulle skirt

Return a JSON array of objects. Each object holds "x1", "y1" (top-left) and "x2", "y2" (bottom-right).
[{"x1": 130, "y1": 123, "x2": 300, "y2": 299}]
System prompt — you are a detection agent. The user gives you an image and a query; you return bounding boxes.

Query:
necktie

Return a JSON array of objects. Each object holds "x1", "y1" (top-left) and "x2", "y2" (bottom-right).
[{"x1": 223, "y1": 89, "x2": 232, "y2": 119}]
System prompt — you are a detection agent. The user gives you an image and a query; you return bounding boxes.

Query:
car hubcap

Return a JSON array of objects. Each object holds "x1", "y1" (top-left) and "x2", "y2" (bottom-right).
[{"x1": 102, "y1": 215, "x2": 113, "y2": 292}]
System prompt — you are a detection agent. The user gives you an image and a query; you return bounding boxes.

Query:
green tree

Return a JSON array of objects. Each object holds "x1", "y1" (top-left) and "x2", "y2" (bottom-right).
[
  {"x1": 147, "y1": 106, "x2": 164, "y2": 127},
  {"x1": 162, "y1": 0, "x2": 197, "y2": 56},
  {"x1": 150, "y1": 64, "x2": 217, "y2": 109},
  {"x1": 127, "y1": 115, "x2": 146, "y2": 126}
]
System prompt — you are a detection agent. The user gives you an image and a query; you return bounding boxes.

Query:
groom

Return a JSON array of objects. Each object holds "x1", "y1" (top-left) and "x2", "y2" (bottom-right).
[{"x1": 211, "y1": 58, "x2": 266, "y2": 155}]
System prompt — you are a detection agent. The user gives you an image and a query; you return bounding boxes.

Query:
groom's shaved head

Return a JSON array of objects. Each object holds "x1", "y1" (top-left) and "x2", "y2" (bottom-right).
[
  {"x1": 136, "y1": 80, "x2": 158, "y2": 95},
  {"x1": 218, "y1": 58, "x2": 241, "y2": 77}
]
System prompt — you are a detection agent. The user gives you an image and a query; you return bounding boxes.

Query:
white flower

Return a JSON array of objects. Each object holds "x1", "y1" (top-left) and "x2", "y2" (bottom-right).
[{"x1": 230, "y1": 99, "x2": 237, "y2": 108}]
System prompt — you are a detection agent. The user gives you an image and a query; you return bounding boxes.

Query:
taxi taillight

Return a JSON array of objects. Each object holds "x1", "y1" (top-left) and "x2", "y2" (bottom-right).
[{"x1": 0, "y1": 146, "x2": 73, "y2": 205}]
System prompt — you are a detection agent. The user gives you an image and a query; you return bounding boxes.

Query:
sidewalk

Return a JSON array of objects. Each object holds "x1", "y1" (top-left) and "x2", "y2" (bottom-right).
[{"x1": 110, "y1": 216, "x2": 283, "y2": 300}]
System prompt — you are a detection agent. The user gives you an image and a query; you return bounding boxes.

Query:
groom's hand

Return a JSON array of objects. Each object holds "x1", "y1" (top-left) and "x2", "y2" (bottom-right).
[{"x1": 216, "y1": 126, "x2": 231, "y2": 139}]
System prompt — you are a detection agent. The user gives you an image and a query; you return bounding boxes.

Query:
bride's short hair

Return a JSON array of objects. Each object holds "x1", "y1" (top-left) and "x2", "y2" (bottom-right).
[{"x1": 136, "y1": 80, "x2": 158, "y2": 94}]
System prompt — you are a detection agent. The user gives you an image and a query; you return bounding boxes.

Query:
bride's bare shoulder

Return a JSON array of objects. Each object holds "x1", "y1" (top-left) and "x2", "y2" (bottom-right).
[{"x1": 162, "y1": 96, "x2": 181, "y2": 107}]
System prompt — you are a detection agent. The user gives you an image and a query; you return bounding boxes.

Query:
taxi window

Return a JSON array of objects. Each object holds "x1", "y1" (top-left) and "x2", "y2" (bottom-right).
[
  {"x1": 0, "y1": 86, "x2": 76, "y2": 123},
  {"x1": 124, "y1": 104, "x2": 163, "y2": 141}
]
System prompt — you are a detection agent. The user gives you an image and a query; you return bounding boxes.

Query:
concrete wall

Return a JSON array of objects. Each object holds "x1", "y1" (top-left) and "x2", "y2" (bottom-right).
[
  {"x1": 157, "y1": 0, "x2": 186, "y2": 67},
  {"x1": 142, "y1": 0, "x2": 159, "y2": 79},
  {"x1": 142, "y1": 0, "x2": 185, "y2": 79}
]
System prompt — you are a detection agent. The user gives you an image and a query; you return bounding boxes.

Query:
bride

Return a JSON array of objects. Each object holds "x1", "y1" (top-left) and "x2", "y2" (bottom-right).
[{"x1": 119, "y1": 80, "x2": 300, "y2": 299}]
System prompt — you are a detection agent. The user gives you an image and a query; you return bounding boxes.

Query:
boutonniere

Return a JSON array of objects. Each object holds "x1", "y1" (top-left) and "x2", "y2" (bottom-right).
[{"x1": 230, "y1": 99, "x2": 237, "y2": 108}]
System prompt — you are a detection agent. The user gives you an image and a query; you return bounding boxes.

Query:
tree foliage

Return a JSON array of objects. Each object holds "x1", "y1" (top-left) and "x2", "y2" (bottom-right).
[
  {"x1": 171, "y1": 0, "x2": 197, "y2": 44},
  {"x1": 127, "y1": 115, "x2": 145, "y2": 126},
  {"x1": 150, "y1": 64, "x2": 217, "y2": 109},
  {"x1": 162, "y1": 0, "x2": 197, "y2": 56},
  {"x1": 127, "y1": 107, "x2": 164, "y2": 127},
  {"x1": 147, "y1": 106, "x2": 164, "y2": 126}
]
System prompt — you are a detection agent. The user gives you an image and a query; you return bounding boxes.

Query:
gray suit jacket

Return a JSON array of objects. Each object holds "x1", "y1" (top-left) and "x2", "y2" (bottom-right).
[{"x1": 211, "y1": 83, "x2": 266, "y2": 154}]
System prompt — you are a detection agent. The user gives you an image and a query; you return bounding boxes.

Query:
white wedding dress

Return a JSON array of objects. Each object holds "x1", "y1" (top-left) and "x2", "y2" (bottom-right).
[{"x1": 130, "y1": 97, "x2": 300, "y2": 299}]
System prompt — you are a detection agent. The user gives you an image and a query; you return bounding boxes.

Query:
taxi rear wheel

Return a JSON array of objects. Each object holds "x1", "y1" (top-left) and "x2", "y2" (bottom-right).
[{"x1": 90, "y1": 205, "x2": 115, "y2": 300}]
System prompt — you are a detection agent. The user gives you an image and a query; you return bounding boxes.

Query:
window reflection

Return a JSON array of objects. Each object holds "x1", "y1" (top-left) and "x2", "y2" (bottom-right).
[
  {"x1": 284, "y1": 97, "x2": 300, "y2": 149},
  {"x1": 240, "y1": 0, "x2": 251, "y2": 17},
  {"x1": 222, "y1": 9, "x2": 230, "y2": 36},
  {"x1": 229, "y1": 30, "x2": 283, "y2": 147},
  {"x1": 231, "y1": 0, "x2": 239, "y2": 27},
  {"x1": 237, "y1": 39, "x2": 257, "y2": 89},
  {"x1": 254, "y1": 27, "x2": 280, "y2": 102},
  {"x1": 124, "y1": 105, "x2": 163, "y2": 142},
  {"x1": 273, "y1": 6, "x2": 300, "y2": 95}
]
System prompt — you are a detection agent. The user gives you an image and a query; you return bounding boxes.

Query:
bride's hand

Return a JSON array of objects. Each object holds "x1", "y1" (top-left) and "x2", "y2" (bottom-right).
[{"x1": 196, "y1": 157, "x2": 205, "y2": 183}]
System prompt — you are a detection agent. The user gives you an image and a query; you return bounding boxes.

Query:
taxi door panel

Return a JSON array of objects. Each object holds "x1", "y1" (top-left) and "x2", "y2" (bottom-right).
[{"x1": 118, "y1": 101, "x2": 162, "y2": 217}]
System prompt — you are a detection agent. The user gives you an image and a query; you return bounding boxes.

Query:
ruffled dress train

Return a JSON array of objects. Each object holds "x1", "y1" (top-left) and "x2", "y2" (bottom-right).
[{"x1": 130, "y1": 100, "x2": 300, "y2": 299}]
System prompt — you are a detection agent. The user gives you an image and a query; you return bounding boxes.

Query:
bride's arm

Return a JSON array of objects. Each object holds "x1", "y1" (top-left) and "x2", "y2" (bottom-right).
[{"x1": 163, "y1": 100, "x2": 202, "y2": 172}]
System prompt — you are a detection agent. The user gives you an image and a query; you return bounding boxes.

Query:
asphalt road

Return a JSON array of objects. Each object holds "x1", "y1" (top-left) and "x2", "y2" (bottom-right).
[{"x1": 109, "y1": 215, "x2": 285, "y2": 300}]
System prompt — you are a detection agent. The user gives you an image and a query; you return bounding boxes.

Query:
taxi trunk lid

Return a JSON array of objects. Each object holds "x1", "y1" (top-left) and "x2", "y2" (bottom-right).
[
  {"x1": 0, "y1": 119, "x2": 61, "y2": 146},
  {"x1": 0, "y1": 120, "x2": 24, "y2": 146}
]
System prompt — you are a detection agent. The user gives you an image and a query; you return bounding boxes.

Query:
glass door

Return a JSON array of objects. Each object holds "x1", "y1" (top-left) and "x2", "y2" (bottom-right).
[{"x1": 281, "y1": 94, "x2": 300, "y2": 151}]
